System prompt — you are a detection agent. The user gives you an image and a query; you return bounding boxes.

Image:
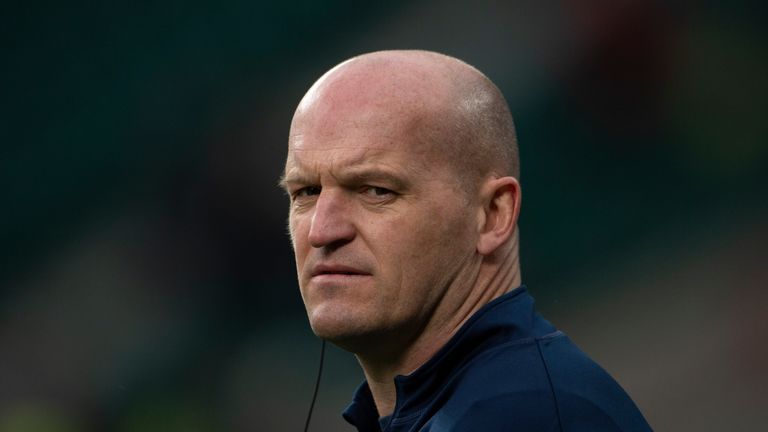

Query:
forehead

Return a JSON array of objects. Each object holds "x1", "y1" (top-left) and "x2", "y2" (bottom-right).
[
  {"x1": 285, "y1": 57, "x2": 462, "y2": 180},
  {"x1": 284, "y1": 132, "x2": 431, "y2": 182},
  {"x1": 287, "y1": 101, "x2": 443, "y2": 172}
]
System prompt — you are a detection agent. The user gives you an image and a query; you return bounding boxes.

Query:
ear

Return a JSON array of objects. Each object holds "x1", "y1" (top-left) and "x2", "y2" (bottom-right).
[{"x1": 476, "y1": 176, "x2": 521, "y2": 256}]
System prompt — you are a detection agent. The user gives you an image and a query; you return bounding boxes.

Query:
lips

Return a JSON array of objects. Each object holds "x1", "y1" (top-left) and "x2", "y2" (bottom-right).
[{"x1": 310, "y1": 263, "x2": 371, "y2": 278}]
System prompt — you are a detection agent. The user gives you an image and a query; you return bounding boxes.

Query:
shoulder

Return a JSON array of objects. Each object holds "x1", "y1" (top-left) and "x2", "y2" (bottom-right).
[
  {"x1": 430, "y1": 338, "x2": 561, "y2": 431},
  {"x1": 440, "y1": 333, "x2": 652, "y2": 432},
  {"x1": 537, "y1": 333, "x2": 653, "y2": 431}
]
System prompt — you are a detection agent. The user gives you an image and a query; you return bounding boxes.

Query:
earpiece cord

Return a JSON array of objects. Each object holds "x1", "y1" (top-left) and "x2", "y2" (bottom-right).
[{"x1": 303, "y1": 338, "x2": 326, "y2": 432}]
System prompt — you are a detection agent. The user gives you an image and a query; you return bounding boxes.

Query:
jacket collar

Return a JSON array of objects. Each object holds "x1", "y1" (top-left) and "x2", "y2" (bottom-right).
[{"x1": 343, "y1": 286, "x2": 550, "y2": 431}]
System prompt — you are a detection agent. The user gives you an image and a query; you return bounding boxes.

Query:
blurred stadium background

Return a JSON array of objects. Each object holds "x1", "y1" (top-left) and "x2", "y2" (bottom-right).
[{"x1": 2, "y1": 1, "x2": 766, "y2": 430}]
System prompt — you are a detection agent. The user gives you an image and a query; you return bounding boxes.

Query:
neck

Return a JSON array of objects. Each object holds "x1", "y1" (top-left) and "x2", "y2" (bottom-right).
[{"x1": 357, "y1": 242, "x2": 521, "y2": 417}]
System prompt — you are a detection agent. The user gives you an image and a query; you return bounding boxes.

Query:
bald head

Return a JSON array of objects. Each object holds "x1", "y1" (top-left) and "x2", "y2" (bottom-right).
[{"x1": 290, "y1": 50, "x2": 519, "y2": 192}]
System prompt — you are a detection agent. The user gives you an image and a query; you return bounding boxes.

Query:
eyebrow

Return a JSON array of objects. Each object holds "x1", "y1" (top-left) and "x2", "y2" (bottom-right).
[
  {"x1": 278, "y1": 167, "x2": 410, "y2": 191},
  {"x1": 341, "y1": 168, "x2": 409, "y2": 189},
  {"x1": 277, "y1": 172, "x2": 314, "y2": 192},
  {"x1": 277, "y1": 173, "x2": 291, "y2": 191}
]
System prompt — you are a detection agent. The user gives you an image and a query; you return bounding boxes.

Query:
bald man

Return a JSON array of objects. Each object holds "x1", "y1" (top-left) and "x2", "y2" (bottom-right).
[{"x1": 281, "y1": 51, "x2": 652, "y2": 432}]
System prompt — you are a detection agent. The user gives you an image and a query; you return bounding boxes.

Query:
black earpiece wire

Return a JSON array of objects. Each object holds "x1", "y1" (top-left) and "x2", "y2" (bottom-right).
[{"x1": 304, "y1": 338, "x2": 326, "y2": 432}]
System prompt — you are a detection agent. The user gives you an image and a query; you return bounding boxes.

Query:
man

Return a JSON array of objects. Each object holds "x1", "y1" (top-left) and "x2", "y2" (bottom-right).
[{"x1": 280, "y1": 50, "x2": 652, "y2": 431}]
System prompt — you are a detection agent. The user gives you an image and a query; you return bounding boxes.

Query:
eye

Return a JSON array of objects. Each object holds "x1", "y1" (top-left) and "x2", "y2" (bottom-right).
[
  {"x1": 362, "y1": 186, "x2": 395, "y2": 199},
  {"x1": 293, "y1": 186, "x2": 321, "y2": 200}
]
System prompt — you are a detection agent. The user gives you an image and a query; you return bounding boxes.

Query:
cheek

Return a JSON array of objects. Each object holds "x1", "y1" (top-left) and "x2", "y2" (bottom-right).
[
  {"x1": 376, "y1": 209, "x2": 468, "y2": 281},
  {"x1": 289, "y1": 216, "x2": 313, "y2": 287},
  {"x1": 402, "y1": 207, "x2": 474, "y2": 275},
  {"x1": 289, "y1": 215, "x2": 308, "y2": 252}
]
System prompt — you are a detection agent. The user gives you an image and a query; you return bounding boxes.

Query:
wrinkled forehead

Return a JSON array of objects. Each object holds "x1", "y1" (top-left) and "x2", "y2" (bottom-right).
[
  {"x1": 285, "y1": 57, "x2": 466, "y2": 178},
  {"x1": 285, "y1": 127, "x2": 434, "y2": 177},
  {"x1": 287, "y1": 110, "x2": 454, "y2": 182},
  {"x1": 290, "y1": 108, "x2": 416, "y2": 146},
  {"x1": 289, "y1": 102, "x2": 448, "y2": 169}
]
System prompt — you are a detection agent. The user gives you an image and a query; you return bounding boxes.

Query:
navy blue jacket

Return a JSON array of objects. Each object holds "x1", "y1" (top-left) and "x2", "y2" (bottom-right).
[{"x1": 342, "y1": 287, "x2": 652, "y2": 431}]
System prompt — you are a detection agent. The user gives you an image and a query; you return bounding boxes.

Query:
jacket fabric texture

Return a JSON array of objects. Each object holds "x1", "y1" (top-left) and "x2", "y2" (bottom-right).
[{"x1": 342, "y1": 286, "x2": 653, "y2": 431}]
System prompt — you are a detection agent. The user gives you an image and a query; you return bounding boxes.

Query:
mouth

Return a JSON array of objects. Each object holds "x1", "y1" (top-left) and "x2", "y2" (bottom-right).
[{"x1": 310, "y1": 264, "x2": 371, "y2": 278}]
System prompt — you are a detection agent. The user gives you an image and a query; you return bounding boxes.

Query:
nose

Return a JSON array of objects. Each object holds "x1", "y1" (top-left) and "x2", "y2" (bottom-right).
[{"x1": 308, "y1": 189, "x2": 356, "y2": 249}]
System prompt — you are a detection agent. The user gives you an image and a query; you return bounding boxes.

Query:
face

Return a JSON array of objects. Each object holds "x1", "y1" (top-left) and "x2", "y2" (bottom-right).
[{"x1": 282, "y1": 99, "x2": 480, "y2": 354}]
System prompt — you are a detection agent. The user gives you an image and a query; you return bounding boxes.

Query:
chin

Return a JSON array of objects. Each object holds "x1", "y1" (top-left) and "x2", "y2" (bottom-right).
[
  {"x1": 308, "y1": 306, "x2": 376, "y2": 351},
  {"x1": 309, "y1": 310, "x2": 361, "y2": 339}
]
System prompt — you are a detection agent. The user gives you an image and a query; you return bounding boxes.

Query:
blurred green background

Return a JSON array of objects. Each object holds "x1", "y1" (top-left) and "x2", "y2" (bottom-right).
[{"x1": 2, "y1": 1, "x2": 766, "y2": 430}]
